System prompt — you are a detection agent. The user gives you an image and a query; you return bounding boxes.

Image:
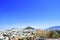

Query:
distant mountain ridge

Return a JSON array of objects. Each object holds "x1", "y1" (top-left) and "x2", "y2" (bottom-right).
[
  {"x1": 24, "y1": 26, "x2": 35, "y2": 30},
  {"x1": 47, "y1": 26, "x2": 60, "y2": 30}
]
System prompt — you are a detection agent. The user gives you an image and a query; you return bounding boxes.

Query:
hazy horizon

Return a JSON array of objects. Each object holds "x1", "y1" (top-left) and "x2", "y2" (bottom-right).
[{"x1": 0, "y1": 0, "x2": 60, "y2": 30}]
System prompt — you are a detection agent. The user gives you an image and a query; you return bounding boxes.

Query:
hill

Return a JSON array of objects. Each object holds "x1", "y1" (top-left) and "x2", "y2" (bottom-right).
[{"x1": 46, "y1": 26, "x2": 60, "y2": 30}]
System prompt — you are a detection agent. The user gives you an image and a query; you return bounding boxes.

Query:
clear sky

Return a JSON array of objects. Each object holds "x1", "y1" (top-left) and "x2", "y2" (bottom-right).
[{"x1": 0, "y1": 0, "x2": 60, "y2": 30}]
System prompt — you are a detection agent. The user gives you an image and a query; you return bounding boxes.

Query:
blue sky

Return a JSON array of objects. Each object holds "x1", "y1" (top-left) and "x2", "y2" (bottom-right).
[{"x1": 0, "y1": 0, "x2": 60, "y2": 30}]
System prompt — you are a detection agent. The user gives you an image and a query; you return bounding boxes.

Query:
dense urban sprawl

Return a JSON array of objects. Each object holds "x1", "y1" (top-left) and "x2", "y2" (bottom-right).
[{"x1": 0, "y1": 26, "x2": 60, "y2": 40}]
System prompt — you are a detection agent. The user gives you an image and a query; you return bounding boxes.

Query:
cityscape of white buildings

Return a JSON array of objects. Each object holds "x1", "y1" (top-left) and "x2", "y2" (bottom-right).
[{"x1": 0, "y1": 26, "x2": 36, "y2": 40}]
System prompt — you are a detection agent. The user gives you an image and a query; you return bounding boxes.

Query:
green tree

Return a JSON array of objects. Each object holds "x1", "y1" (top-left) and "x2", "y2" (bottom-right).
[
  {"x1": 49, "y1": 31, "x2": 56, "y2": 38},
  {"x1": 18, "y1": 38, "x2": 23, "y2": 40}
]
